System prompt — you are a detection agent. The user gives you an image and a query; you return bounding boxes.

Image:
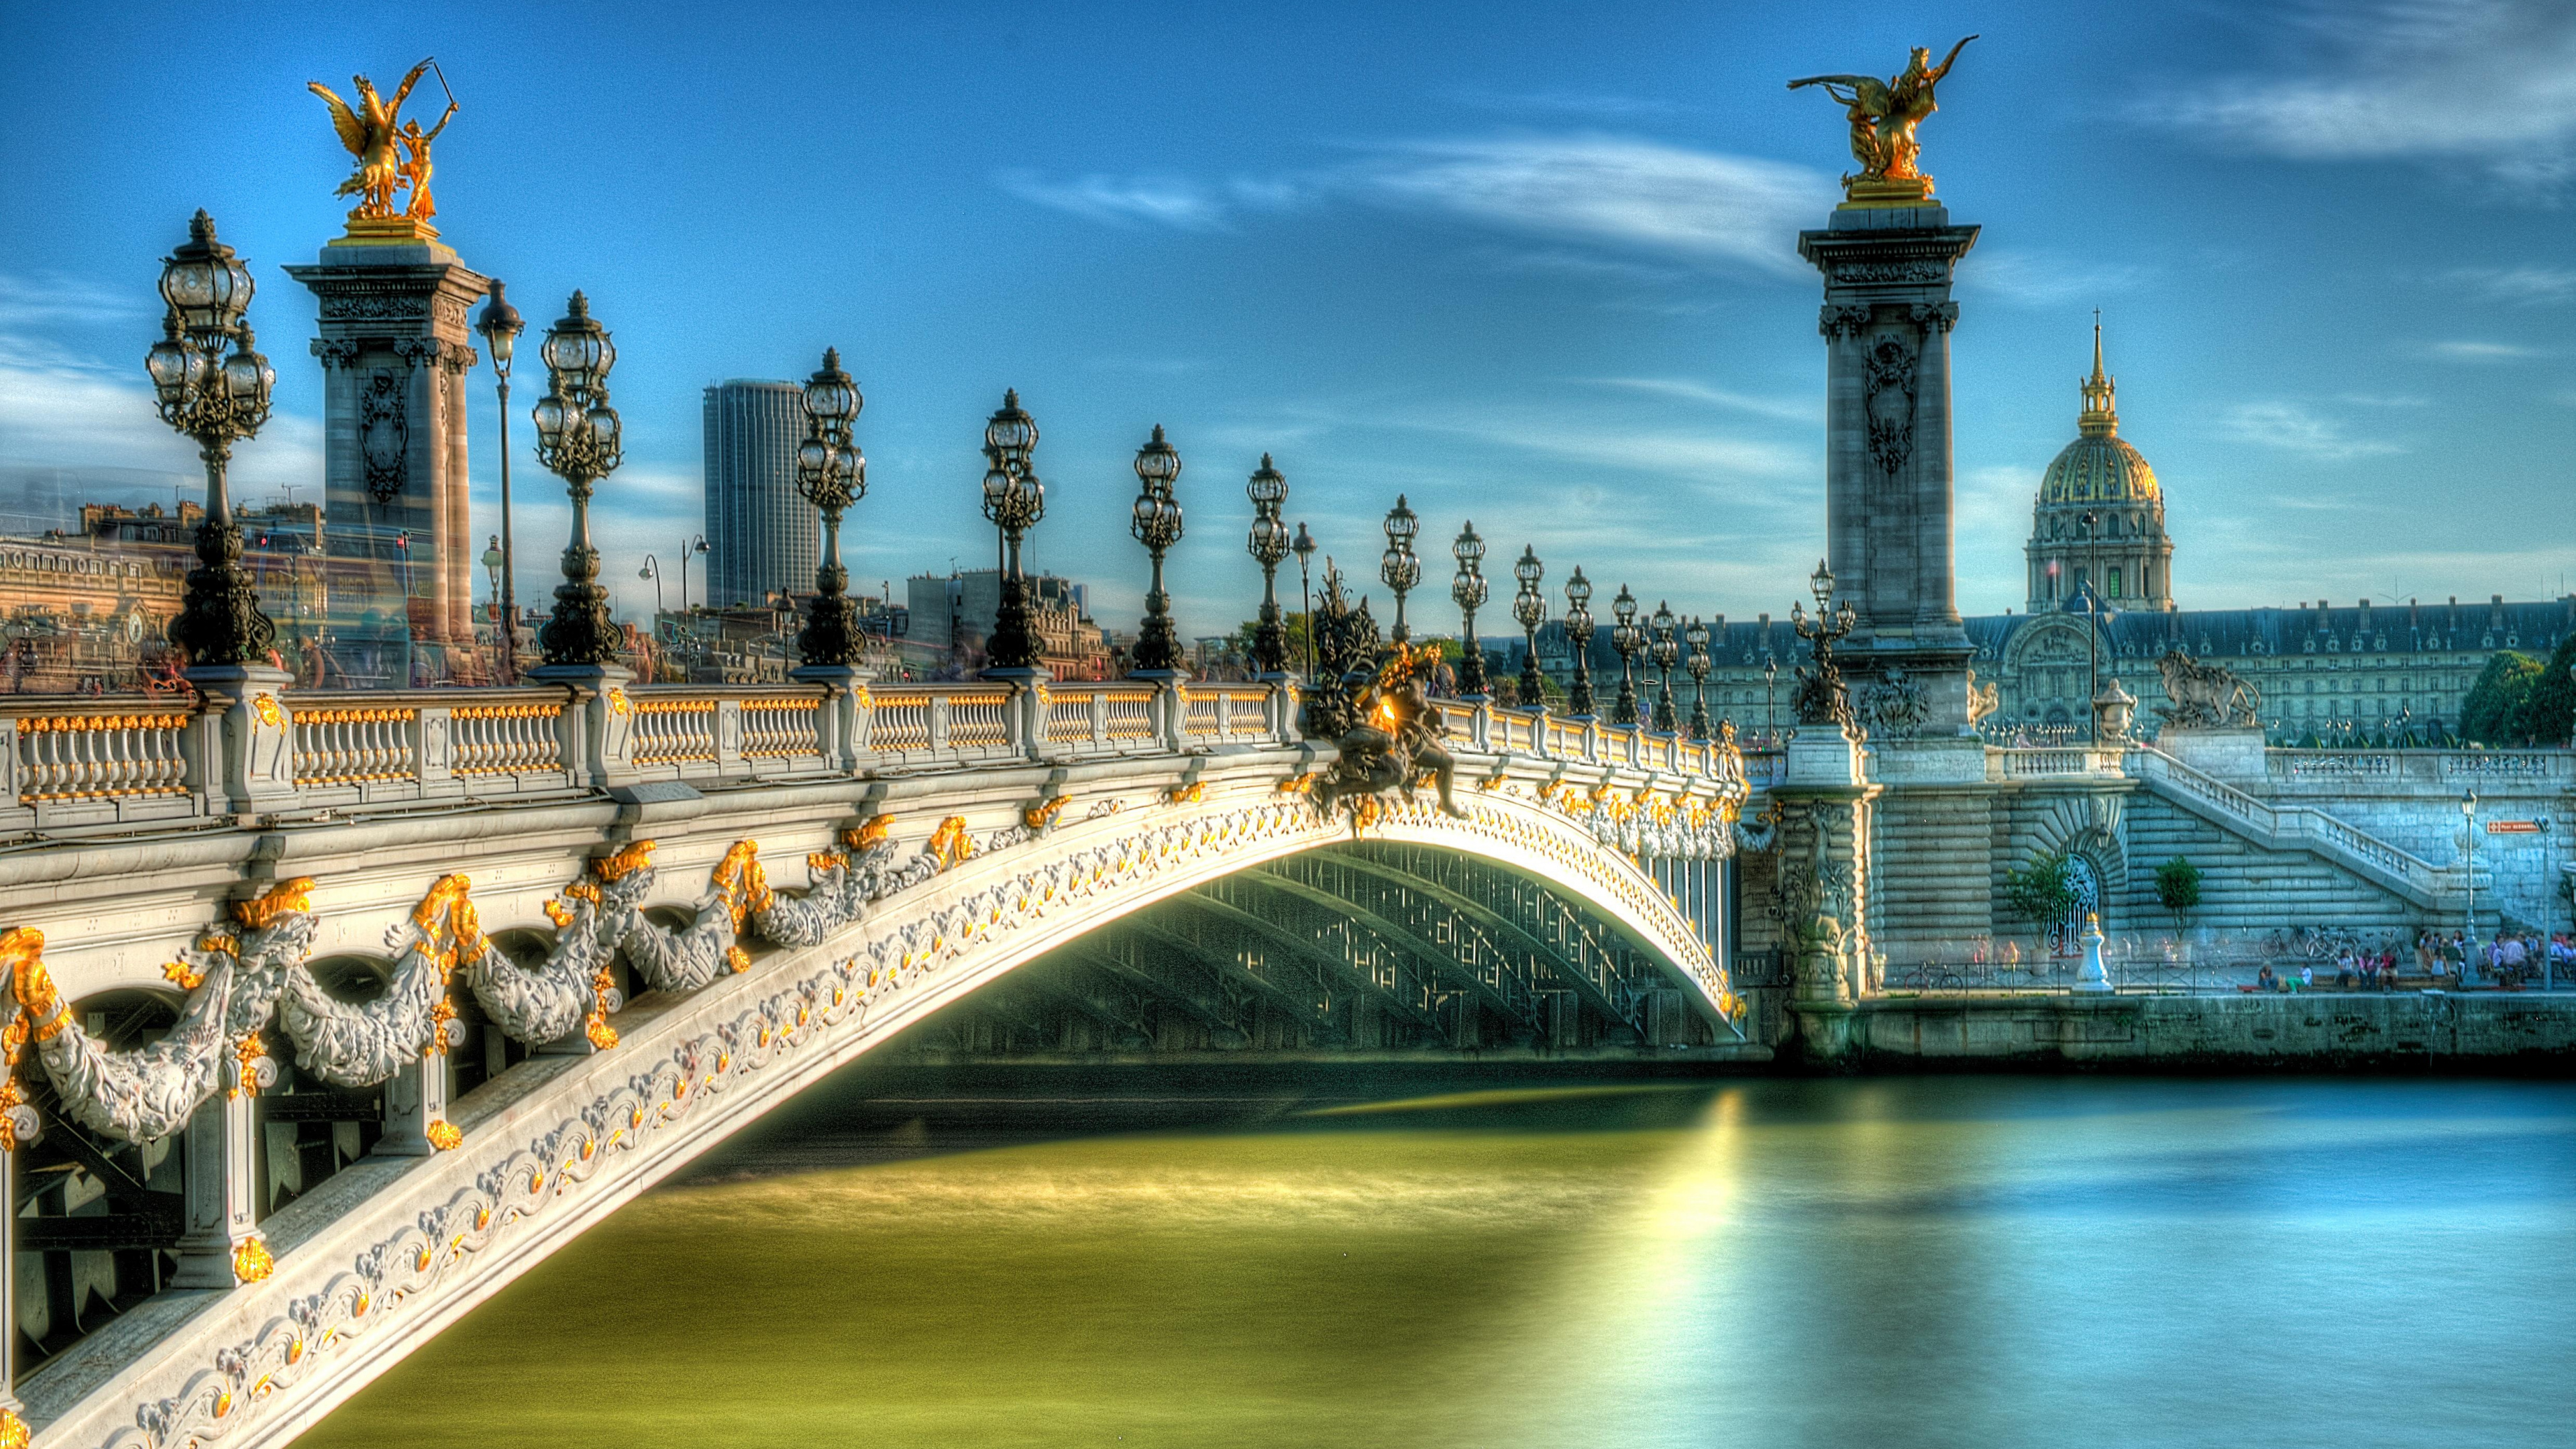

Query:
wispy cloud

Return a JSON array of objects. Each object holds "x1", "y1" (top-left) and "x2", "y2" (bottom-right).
[
  {"x1": 995, "y1": 172, "x2": 1238, "y2": 231},
  {"x1": 2440, "y1": 265, "x2": 2576, "y2": 305},
  {"x1": 1585, "y1": 376, "x2": 1816, "y2": 425},
  {"x1": 1959, "y1": 249, "x2": 2151, "y2": 307},
  {"x1": 1353, "y1": 136, "x2": 1827, "y2": 277},
  {"x1": 0, "y1": 273, "x2": 146, "y2": 329},
  {"x1": 996, "y1": 133, "x2": 1833, "y2": 280},
  {"x1": 2428, "y1": 339, "x2": 2542, "y2": 361},
  {"x1": 1444, "y1": 87, "x2": 1684, "y2": 121},
  {"x1": 0, "y1": 328, "x2": 322, "y2": 493},
  {"x1": 2216, "y1": 401, "x2": 2404, "y2": 460},
  {"x1": 2137, "y1": 0, "x2": 2576, "y2": 191}
]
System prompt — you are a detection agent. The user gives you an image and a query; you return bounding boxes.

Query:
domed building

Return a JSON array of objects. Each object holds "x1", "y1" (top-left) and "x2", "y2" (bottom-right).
[
  {"x1": 2024, "y1": 325, "x2": 2173, "y2": 613},
  {"x1": 1503, "y1": 323, "x2": 2572, "y2": 749}
]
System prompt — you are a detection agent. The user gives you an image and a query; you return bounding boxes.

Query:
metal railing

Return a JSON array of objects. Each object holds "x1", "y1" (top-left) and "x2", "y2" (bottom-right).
[
  {"x1": 2268, "y1": 749, "x2": 2574, "y2": 787},
  {"x1": 0, "y1": 674, "x2": 1770, "y2": 830}
]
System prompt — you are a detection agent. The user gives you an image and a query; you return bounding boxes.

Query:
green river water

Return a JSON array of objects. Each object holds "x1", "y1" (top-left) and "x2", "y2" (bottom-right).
[{"x1": 299, "y1": 1072, "x2": 2576, "y2": 1448}]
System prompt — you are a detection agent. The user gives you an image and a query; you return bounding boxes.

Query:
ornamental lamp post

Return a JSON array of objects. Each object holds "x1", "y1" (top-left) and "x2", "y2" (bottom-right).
[
  {"x1": 148, "y1": 211, "x2": 278, "y2": 678},
  {"x1": 1788, "y1": 558, "x2": 1859, "y2": 732},
  {"x1": 529, "y1": 291, "x2": 625, "y2": 672},
  {"x1": 1246, "y1": 455, "x2": 1290, "y2": 676},
  {"x1": 1764, "y1": 653, "x2": 1779, "y2": 745},
  {"x1": 792, "y1": 347, "x2": 867, "y2": 675},
  {"x1": 1128, "y1": 425, "x2": 1185, "y2": 676},
  {"x1": 2463, "y1": 788, "x2": 2479, "y2": 963},
  {"x1": 979, "y1": 390, "x2": 1046, "y2": 676},
  {"x1": 474, "y1": 280, "x2": 525, "y2": 684},
  {"x1": 678, "y1": 533, "x2": 710, "y2": 614},
  {"x1": 1511, "y1": 545, "x2": 1546, "y2": 710},
  {"x1": 1685, "y1": 614, "x2": 1713, "y2": 741},
  {"x1": 1450, "y1": 521, "x2": 1488, "y2": 699},
  {"x1": 1291, "y1": 521, "x2": 1317, "y2": 681},
  {"x1": 1609, "y1": 584, "x2": 1642, "y2": 727},
  {"x1": 1380, "y1": 495, "x2": 1420, "y2": 644},
  {"x1": 1650, "y1": 600, "x2": 1680, "y2": 734},
  {"x1": 1564, "y1": 566, "x2": 1597, "y2": 719}
]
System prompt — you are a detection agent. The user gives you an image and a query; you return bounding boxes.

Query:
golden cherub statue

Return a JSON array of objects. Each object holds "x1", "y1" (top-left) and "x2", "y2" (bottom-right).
[
  {"x1": 1789, "y1": 36, "x2": 1976, "y2": 203},
  {"x1": 309, "y1": 59, "x2": 457, "y2": 231}
]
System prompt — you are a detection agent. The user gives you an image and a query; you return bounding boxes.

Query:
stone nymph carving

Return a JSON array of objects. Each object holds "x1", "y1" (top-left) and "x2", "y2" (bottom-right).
[
  {"x1": 358, "y1": 368, "x2": 409, "y2": 504},
  {"x1": 1859, "y1": 665, "x2": 1931, "y2": 740},
  {"x1": 0, "y1": 816, "x2": 976, "y2": 1150},
  {"x1": 2153, "y1": 647, "x2": 2262, "y2": 729},
  {"x1": 1864, "y1": 330, "x2": 1919, "y2": 479}
]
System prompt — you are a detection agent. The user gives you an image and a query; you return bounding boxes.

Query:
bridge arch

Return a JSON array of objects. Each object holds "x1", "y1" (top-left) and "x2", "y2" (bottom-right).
[{"x1": 13, "y1": 765, "x2": 1750, "y2": 1448}]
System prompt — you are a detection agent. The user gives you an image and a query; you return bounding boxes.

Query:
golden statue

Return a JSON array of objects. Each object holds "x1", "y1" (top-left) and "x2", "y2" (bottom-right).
[
  {"x1": 309, "y1": 59, "x2": 456, "y2": 241},
  {"x1": 396, "y1": 104, "x2": 457, "y2": 220},
  {"x1": 1789, "y1": 35, "x2": 1976, "y2": 206}
]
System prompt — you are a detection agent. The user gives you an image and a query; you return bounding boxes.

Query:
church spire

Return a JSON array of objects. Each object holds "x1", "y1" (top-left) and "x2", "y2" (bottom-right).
[{"x1": 2078, "y1": 310, "x2": 2118, "y2": 437}]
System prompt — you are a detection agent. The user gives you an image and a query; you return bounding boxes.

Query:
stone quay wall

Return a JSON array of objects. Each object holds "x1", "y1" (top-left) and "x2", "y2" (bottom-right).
[{"x1": 1799, "y1": 992, "x2": 2576, "y2": 1067}]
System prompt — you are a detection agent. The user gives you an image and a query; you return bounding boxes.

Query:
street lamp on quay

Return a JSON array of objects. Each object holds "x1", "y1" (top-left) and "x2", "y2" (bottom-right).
[
  {"x1": 482, "y1": 535, "x2": 504, "y2": 663},
  {"x1": 1511, "y1": 545, "x2": 1546, "y2": 710},
  {"x1": 1291, "y1": 521, "x2": 1317, "y2": 682},
  {"x1": 978, "y1": 390, "x2": 1045, "y2": 676},
  {"x1": 637, "y1": 555, "x2": 665, "y2": 619},
  {"x1": 1650, "y1": 600, "x2": 1680, "y2": 734},
  {"x1": 529, "y1": 291, "x2": 625, "y2": 669},
  {"x1": 474, "y1": 280, "x2": 525, "y2": 684},
  {"x1": 146, "y1": 211, "x2": 278, "y2": 678},
  {"x1": 1609, "y1": 585, "x2": 1642, "y2": 727},
  {"x1": 1246, "y1": 455, "x2": 1290, "y2": 676},
  {"x1": 2462, "y1": 789, "x2": 2481, "y2": 963},
  {"x1": 677, "y1": 534, "x2": 710, "y2": 615},
  {"x1": 1380, "y1": 496, "x2": 1420, "y2": 645},
  {"x1": 1450, "y1": 522, "x2": 1488, "y2": 699},
  {"x1": 1764, "y1": 653, "x2": 1779, "y2": 745},
  {"x1": 1128, "y1": 425, "x2": 1185, "y2": 676},
  {"x1": 1685, "y1": 615, "x2": 1713, "y2": 741},
  {"x1": 1563, "y1": 567, "x2": 1597, "y2": 718}
]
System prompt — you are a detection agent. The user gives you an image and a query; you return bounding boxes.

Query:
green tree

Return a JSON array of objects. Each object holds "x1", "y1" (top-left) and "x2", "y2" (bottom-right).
[
  {"x1": 2002, "y1": 850, "x2": 2078, "y2": 926},
  {"x1": 2153, "y1": 856, "x2": 2203, "y2": 931},
  {"x1": 2520, "y1": 632, "x2": 2576, "y2": 748},
  {"x1": 2462, "y1": 649, "x2": 2546, "y2": 745},
  {"x1": 1228, "y1": 612, "x2": 1316, "y2": 670}
]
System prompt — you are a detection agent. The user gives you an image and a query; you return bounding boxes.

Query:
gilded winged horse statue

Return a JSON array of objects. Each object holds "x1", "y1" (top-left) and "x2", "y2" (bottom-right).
[
  {"x1": 308, "y1": 60, "x2": 439, "y2": 220},
  {"x1": 1789, "y1": 36, "x2": 1976, "y2": 194}
]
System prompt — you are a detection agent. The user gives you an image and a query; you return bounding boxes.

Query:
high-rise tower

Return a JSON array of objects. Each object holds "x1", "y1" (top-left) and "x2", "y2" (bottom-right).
[
  {"x1": 702, "y1": 380, "x2": 817, "y2": 610},
  {"x1": 2024, "y1": 323, "x2": 2174, "y2": 614}
]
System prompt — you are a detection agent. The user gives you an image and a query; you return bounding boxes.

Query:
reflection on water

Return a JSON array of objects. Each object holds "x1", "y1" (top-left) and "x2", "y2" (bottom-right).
[{"x1": 301, "y1": 1075, "x2": 2576, "y2": 1449}]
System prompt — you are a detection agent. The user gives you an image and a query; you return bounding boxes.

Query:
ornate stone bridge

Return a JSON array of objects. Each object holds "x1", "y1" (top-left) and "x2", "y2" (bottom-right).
[{"x1": 0, "y1": 676, "x2": 1756, "y2": 1447}]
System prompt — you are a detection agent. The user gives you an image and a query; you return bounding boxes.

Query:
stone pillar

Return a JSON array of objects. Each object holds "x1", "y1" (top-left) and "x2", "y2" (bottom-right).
[
  {"x1": 1774, "y1": 724, "x2": 1882, "y2": 1025},
  {"x1": 170, "y1": 1088, "x2": 261, "y2": 1289},
  {"x1": 284, "y1": 241, "x2": 490, "y2": 687},
  {"x1": 375, "y1": 1053, "x2": 453, "y2": 1157},
  {"x1": 1799, "y1": 205, "x2": 1979, "y2": 735}
]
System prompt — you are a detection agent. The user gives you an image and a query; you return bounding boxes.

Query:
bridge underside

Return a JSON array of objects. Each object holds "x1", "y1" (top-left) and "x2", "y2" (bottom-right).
[{"x1": 909, "y1": 842, "x2": 1729, "y2": 1057}]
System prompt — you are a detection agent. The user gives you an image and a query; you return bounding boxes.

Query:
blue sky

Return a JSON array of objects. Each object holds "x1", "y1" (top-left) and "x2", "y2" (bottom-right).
[{"x1": 1, "y1": 0, "x2": 2569, "y2": 639}]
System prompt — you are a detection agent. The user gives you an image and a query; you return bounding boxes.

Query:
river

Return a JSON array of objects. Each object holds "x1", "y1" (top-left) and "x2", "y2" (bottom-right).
[{"x1": 299, "y1": 1069, "x2": 2576, "y2": 1448}]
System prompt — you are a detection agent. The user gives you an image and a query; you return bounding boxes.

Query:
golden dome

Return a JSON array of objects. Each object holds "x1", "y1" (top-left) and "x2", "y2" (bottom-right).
[
  {"x1": 2037, "y1": 322, "x2": 2159, "y2": 506},
  {"x1": 2040, "y1": 433, "x2": 2159, "y2": 506}
]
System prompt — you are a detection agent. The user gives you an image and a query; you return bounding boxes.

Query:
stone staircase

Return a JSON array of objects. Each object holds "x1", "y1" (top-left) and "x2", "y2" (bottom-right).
[{"x1": 2127, "y1": 743, "x2": 2459, "y2": 912}]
